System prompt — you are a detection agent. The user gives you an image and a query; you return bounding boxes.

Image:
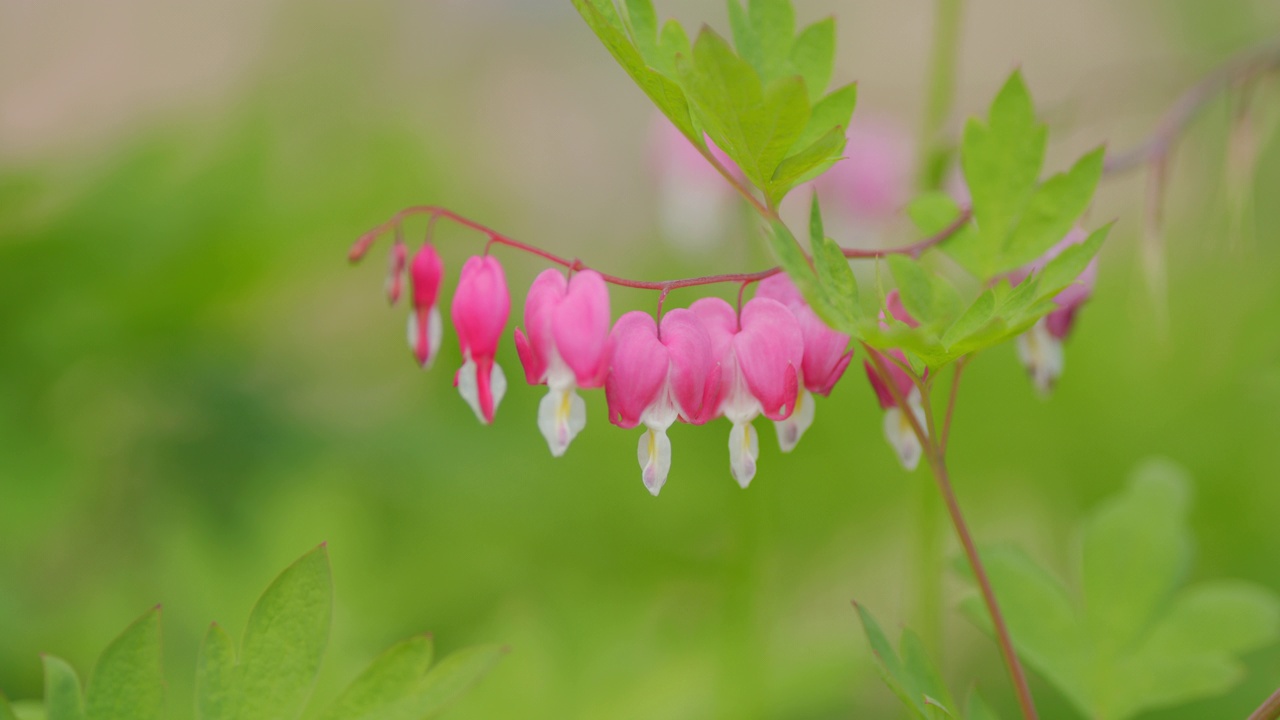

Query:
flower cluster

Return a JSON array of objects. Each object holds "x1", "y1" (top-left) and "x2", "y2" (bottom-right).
[
  {"x1": 376, "y1": 219, "x2": 1095, "y2": 494},
  {"x1": 385, "y1": 243, "x2": 868, "y2": 496}
]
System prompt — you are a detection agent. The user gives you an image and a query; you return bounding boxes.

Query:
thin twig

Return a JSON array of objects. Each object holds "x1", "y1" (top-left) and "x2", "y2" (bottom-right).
[{"x1": 940, "y1": 357, "x2": 968, "y2": 454}]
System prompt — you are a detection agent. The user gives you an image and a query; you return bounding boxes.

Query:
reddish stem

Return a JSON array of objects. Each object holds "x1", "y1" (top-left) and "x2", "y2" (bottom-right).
[
  {"x1": 1249, "y1": 687, "x2": 1280, "y2": 720},
  {"x1": 350, "y1": 206, "x2": 973, "y2": 295},
  {"x1": 864, "y1": 346, "x2": 1039, "y2": 720}
]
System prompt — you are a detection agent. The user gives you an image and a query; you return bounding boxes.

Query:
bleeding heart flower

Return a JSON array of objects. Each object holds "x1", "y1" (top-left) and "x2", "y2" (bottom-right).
[
  {"x1": 691, "y1": 297, "x2": 803, "y2": 488},
  {"x1": 514, "y1": 269, "x2": 612, "y2": 457},
  {"x1": 1011, "y1": 228, "x2": 1097, "y2": 396},
  {"x1": 605, "y1": 309, "x2": 718, "y2": 495},
  {"x1": 864, "y1": 291, "x2": 926, "y2": 471},
  {"x1": 406, "y1": 243, "x2": 444, "y2": 369},
  {"x1": 451, "y1": 255, "x2": 510, "y2": 424},
  {"x1": 754, "y1": 274, "x2": 854, "y2": 452}
]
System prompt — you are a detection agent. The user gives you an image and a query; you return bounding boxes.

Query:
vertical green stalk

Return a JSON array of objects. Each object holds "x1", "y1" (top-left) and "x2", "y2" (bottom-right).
[
  {"x1": 918, "y1": 0, "x2": 965, "y2": 190},
  {"x1": 911, "y1": 0, "x2": 964, "y2": 657}
]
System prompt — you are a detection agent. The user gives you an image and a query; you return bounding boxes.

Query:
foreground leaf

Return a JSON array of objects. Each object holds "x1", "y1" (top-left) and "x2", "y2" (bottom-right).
[
  {"x1": 237, "y1": 545, "x2": 333, "y2": 720},
  {"x1": 85, "y1": 608, "x2": 163, "y2": 720},
  {"x1": 960, "y1": 459, "x2": 1280, "y2": 720},
  {"x1": 195, "y1": 623, "x2": 237, "y2": 720},
  {"x1": 41, "y1": 657, "x2": 83, "y2": 720}
]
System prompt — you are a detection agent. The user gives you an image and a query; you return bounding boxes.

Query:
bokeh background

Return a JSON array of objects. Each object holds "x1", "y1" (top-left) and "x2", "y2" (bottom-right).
[{"x1": 3, "y1": 0, "x2": 1280, "y2": 718}]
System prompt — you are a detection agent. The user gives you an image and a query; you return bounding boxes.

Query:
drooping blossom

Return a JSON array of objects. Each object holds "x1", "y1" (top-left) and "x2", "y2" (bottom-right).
[
  {"x1": 514, "y1": 269, "x2": 612, "y2": 457},
  {"x1": 651, "y1": 115, "x2": 740, "y2": 252},
  {"x1": 451, "y1": 255, "x2": 510, "y2": 424},
  {"x1": 690, "y1": 297, "x2": 803, "y2": 487},
  {"x1": 406, "y1": 243, "x2": 444, "y2": 369},
  {"x1": 605, "y1": 309, "x2": 718, "y2": 495},
  {"x1": 754, "y1": 274, "x2": 854, "y2": 452},
  {"x1": 864, "y1": 291, "x2": 926, "y2": 471},
  {"x1": 1011, "y1": 228, "x2": 1097, "y2": 396}
]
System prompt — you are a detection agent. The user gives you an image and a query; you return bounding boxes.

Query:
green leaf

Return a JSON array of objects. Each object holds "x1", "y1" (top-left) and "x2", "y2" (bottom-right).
[
  {"x1": 886, "y1": 256, "x2": 935, "y2": 324},
  {"x1": 1036, "y1": 223, "x2": 1109, "y2": 300},
  {"x1": 85, "y1": 608, "x2": 163, "y2": 720},
  {"x1": 792, "y1": 83, "x2": 857, "y2": 155},
  {"x1": 790, "y1": 18, "x2": 836, "y2": 100},
  {"x1": 901, "y1": 630, "x2": 956, "y2": 713},
  {"x1": 319, "y1": 636, "x2": 436, "y2": 720},
  {"x1": 959, "y1": 459, "x2": 1280, "y2": 720},
  {"x1": 680, "y1": 28, "x2": 810, "y2": 193},
  {"x1": 853, "y1": 604, "x2": 920, "y2": 714},
  {"x1": 940, "y1": 289, "x2": 996, "y2": 348},
  {"x1": 237, "y1": 545, "x2": 333, "y2": 720},
  {"x1": 654, "y1": 20, "x2": 691, "y2": 79},
  {"x1": 571, "y1": 0, "x2": 699, "y2": 144},
  {"x1": 727, "y1": 0, "x2": 796, "y2": 84},
  {"x1": 195, "y1": 623, "x2": 237, "y2": 720},
  {"x1": 770, "y1": 126, "x2": 846, "y2": 200},
  {"x1": 409, "y1": 645, "x2": 506, "y2": 719},
  {"x1": 41, "y1": 657, "x2": 84, "y2": 720},
  {"x1": 622, "y1": 0, "x2": 659, "y2": 65},
  {"x1": 962, "y1": 71, "x2": 1046, "y2": 256},
  {"x1": 8, "y1": 701, "x2": 46, "y2": 720},
  {"x1": 999, "y1": 146, "x2": 1105, "y2": 273}
]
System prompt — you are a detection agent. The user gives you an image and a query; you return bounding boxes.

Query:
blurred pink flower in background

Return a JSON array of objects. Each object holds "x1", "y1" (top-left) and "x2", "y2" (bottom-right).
[
  {"x1": 812, "y1": 114, "x2": 914, "y2": 229},
  {"x1": 649, "y1": 116, "x2": 740, "y2": 252}
]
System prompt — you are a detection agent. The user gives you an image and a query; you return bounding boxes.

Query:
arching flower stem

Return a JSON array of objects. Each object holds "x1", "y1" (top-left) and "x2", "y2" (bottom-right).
[
  {"x1": 350, "y1": 206, "x2": 974, "y2": 297},
  {"x1": 862, "y1": 344, "x2": 1040, "y2": 720}
]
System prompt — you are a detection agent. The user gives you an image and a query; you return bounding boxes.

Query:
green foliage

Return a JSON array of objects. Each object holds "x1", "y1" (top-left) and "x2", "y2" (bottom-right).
[
  {"x1": 572, "y1": 0, "x2": 855, "y2": 208},
  {"x1": 84, "y1": 609, "x2": 163, "y2": 720},
  {"x1": 854, "y1": 604, "x2": 997, "y2": 720},
  {"x1": 954, "y1": 72, "x2": 1104, "y2": 277},
  {"x1": 7, "y1": 549, "x2": 500, "y2": 720},
  {"x1": 960, "y1": 460, "x2": 1280, "y2": 720}
]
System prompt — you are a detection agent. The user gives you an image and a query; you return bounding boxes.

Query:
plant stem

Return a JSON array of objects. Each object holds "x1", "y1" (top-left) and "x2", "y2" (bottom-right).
[
  {"x1": 1248, "y1": 687, "x2": 1280, "y2": 720},
  {"x1": 864, "y1": 348, "x2": 1038, "y2": 720},
  {"x1": 918, "y1": 0, "x2": 964, "y2": 190},
  {"x1": 350, "y1": 206, "x2": 971, "y2": 293}
]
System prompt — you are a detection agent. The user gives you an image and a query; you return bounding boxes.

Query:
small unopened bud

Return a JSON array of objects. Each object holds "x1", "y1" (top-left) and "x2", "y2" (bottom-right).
[{"x1": 385, "y1": 242, "x2": 407, "y2": 305}]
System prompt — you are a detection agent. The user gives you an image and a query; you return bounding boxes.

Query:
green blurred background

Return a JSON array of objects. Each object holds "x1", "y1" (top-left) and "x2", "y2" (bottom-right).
[{"x1": 2, "y1": 1, "x2": 1279, "y2": 718}]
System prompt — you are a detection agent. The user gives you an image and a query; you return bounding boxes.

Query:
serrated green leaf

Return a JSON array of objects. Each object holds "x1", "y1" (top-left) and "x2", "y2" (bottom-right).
[
  {"x1": 886, "y1": 256, "x2": 935, "y2": 325},
  {"x1": 961, "y1": 71, "x2": 1047, "y2": 276},
  {"x1": 8, "y1": 701, "x2": 46, "y2": 720},
  {"x1": 319, "y1": 636, "x2": 436, "y2": 720},
  {"x1": 195, "y1": 623, "x2": 237, "y2": 720},
  {"x1": 237, "y1": 546, "x2": 333, "y2": 720},
  {"x1": 655, "y1": 19, "x2": 691, "y2": 78},
  {"x1": 41, "y1": 657, "x2": 83, "y2": 720},
  {"x1": 941, "y1": 289, "x2": 995, "y2": 348},
  {"x1": 680, "y1": 29, "x2": 810, "y2": 194},
  {"x1": 770, "y1": 126, "x2": 846, "y2": 201},
  {"x1": 409, "y1": 645, "x2": 505, "y2": 719},
  {"x1": 726, "y1": 0, "x2": 761, "y2": 77},
  {"x1": 814, "y1": 235, "x2": 858, "y2": 329},
  {"x1": 793, "y1": 83, "x2": 856, "y2": 153},
  {"x1": 767, "y1": 219, "x2": 829, "y2": 317},
  {"x1": 908, "y1": 192, "x2": 965, "y2": 235},
  {"x1": 738, "y1": 0, "x2": 795, "y2": 84},
  {"x1": 85, "y1": 608, "x2": 163, "y2": 720},
  {"x1": 999, "y1": 147, "x2": 1105, "y2": 273},
  {"x1": 622, "y1": 0, "x2": 659, "y2": 65},
  {"x1": 572, "y1": 0, "x2": 700, "y2": 145},
  {"x1": 1036, "y1": 223, "x2": 1109, "y2": 300},
  {"x1": 790, "y1": 18, "x2": 835, "y2": 101},
  {"x1": 809, "y1": 190, "x2": 825, "y2": 246}
]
